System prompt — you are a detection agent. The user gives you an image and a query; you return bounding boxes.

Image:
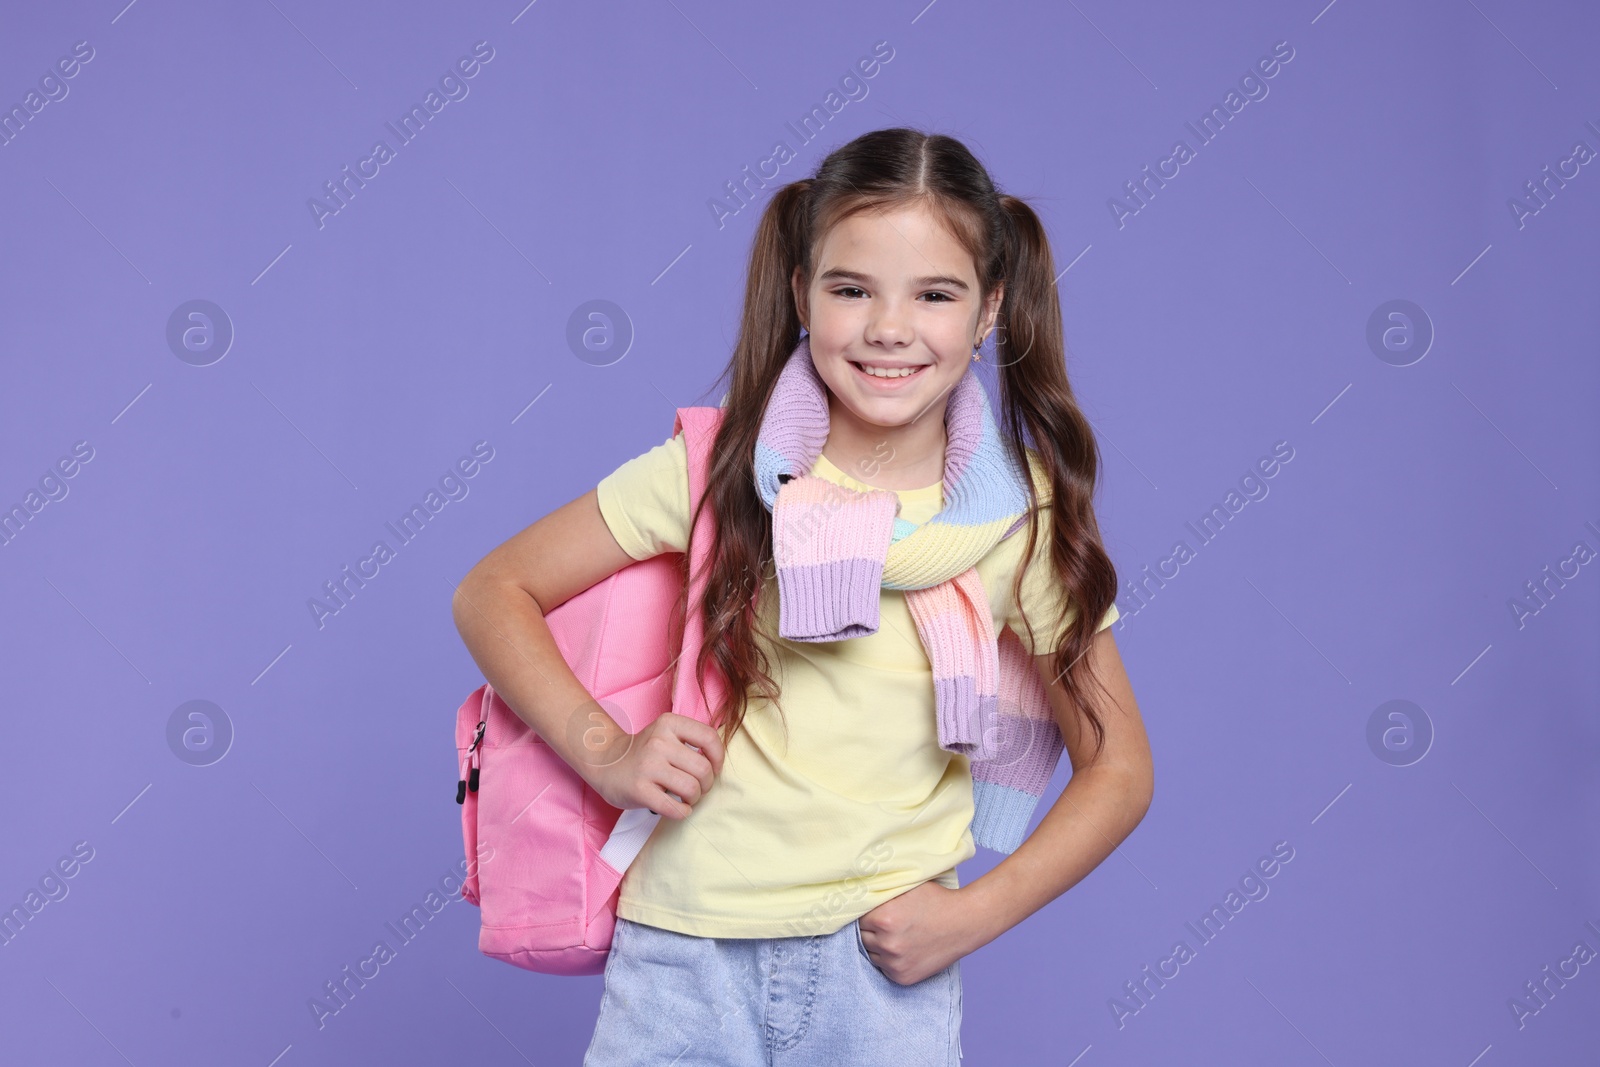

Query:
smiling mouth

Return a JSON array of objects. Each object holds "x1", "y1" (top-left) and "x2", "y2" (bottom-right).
[{"x1": 849, "y1": 361, "x2": 929, "y2": 381}]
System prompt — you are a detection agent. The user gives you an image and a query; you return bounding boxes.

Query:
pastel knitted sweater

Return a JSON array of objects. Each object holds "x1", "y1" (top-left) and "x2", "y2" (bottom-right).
[{"x1": 750, "y1": 340, "x2": 1097, "y2": 854}]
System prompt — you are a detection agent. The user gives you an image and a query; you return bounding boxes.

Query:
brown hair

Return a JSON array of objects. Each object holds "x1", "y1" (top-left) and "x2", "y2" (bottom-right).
[{"x1": 674, "y1": 127, "x2": 1120, "y2": 764}]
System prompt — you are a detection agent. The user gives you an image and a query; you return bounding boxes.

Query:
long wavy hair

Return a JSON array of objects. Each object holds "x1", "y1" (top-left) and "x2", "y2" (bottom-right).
[{"x1": 672, "y1": 127, "x2": 1120, "y2": 764}]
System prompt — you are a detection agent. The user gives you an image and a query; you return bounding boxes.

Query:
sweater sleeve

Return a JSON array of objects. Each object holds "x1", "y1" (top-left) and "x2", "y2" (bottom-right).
[{"x1": 595, "y1": 430, "x2": 692, "y2": 561}]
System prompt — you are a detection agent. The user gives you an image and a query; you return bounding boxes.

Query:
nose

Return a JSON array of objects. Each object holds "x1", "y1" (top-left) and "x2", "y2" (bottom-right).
[{"x1": 863, "y1": 297, "x2": 913, "y2": 348}]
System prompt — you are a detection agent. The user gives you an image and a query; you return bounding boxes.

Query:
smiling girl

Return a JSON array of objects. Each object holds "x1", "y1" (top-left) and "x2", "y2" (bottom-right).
[{"x1": 453, "y1": 127, "x2": 1152, "y2": 1065}]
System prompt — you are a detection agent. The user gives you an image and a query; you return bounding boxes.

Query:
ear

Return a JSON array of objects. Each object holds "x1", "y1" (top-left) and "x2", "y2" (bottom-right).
[
  {"x1": 791, "y1": 265, "x2": 809, "y2": 330},
  {"x1": 981, "y1": 282, "x2": 1005, "y2": 338}
]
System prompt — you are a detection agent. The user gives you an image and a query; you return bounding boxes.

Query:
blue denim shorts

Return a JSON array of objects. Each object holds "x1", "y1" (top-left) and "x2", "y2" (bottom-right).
[{"x1": 583, "y1": 915, "x2": 963, "y2": 1066}]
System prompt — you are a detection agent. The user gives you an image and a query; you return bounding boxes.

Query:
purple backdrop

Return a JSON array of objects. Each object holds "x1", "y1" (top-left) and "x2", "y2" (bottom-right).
[{"x1": 2, "y1": 0, "x2": 1596, "y2": 1063}]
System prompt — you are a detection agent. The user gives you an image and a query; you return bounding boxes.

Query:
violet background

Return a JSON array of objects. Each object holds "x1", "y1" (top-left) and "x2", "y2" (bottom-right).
[{"x1": 2, "y1": 1, "x2": 1596, "y2": 1064}]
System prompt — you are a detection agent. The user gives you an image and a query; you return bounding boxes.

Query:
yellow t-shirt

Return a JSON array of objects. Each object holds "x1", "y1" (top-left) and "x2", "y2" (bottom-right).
[{"x1": 594, "y1": 431, "x2": 1118, "y2": 937}]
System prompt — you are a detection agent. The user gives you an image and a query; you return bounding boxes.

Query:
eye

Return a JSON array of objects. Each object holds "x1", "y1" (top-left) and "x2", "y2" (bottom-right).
[
  {"x1": 921, "y1": 291, "x2": 954, "y2": 303},
  {"x1": 832, "y1": 286, "x2": 867, "y2": 299}
]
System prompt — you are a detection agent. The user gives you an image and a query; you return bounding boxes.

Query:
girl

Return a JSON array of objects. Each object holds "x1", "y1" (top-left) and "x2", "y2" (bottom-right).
[{"x1": 453, "y1": 127, "x2": 1152, "y2": 1065}]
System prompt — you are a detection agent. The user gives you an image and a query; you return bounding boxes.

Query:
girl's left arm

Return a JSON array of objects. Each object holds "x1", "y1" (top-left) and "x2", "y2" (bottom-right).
[
  {"x1": 961, "y1": 626, "x2": 1153, "y2": 949},
  {"x1": 856, "y1": 626, "x2": 1151, "y2": 985}
]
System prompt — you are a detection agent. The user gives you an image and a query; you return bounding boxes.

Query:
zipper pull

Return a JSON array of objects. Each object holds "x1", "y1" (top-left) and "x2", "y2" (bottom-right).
[
  {"x1": 457, "y1": 721, "x2": 487, "y2": 804},
  {"x1": 468, "y1": 721, "x2": 486, "y2": 793}
]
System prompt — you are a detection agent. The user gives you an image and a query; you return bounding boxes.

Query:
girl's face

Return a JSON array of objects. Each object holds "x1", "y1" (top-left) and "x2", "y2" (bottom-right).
[{"x1": 792, "y1": 202, "x2": 1002, "y2": 436}]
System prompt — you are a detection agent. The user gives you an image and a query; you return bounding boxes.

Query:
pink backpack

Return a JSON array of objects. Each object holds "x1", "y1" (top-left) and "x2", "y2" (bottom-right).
[{"x1": 454, "y1": 406, "x2": 727, "y2": 976}]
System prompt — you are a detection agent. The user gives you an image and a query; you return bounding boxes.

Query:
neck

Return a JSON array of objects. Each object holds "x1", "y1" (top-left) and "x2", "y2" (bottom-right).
[{"x1": 820, "y1": 389, "x2": 949, "y2": 491}]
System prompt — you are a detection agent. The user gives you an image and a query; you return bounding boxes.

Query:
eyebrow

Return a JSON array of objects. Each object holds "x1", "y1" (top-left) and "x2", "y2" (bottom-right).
[{"x1": 817, "y1": 268, "x2": 971, "y2": 293}]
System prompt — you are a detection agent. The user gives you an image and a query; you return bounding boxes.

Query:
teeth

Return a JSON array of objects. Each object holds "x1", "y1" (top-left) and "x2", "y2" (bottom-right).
[{"x1": 854, "y1": 362, "x2": 922, "y2": 379}]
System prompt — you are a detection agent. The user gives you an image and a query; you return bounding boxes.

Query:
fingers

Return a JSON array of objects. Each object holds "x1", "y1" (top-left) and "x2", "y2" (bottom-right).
[
  {"x1": 652, "y1": 771, "x2": 697, "y2": 825},
  {"x1": 663, "y1": 742, "x2": 716, "y2": 799},
  {"x1": 629, "y1": 713, "x2": 726, "y2": 820},
  {"x1": 665, "y1": 713, "x2": 727, "y2": 777}
]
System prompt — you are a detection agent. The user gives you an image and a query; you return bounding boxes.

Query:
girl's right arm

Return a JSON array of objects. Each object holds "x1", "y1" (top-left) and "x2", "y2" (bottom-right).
[{"x1": 450, "y1": 488, "x2": 725, "y2": 820}]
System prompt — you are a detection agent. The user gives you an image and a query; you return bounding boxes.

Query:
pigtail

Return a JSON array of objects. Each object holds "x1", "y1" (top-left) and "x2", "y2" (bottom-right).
[
  {"x1": 994, "y1": 194, "x2": 1120, "y2": 762},
  {"x1": 682, "y1": 180, "x2": 813, "y2": 749}
]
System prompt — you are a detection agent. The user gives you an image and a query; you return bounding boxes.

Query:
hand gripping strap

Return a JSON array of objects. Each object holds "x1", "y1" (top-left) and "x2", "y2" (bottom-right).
[{"x1": 598, "y1": 405, "x2": 727, "y2": 875}]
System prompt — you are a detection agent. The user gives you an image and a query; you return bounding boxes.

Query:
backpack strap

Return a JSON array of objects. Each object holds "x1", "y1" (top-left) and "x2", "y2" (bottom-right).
[
  {"x1": 599, "y1": 405, "x2": 729, "y2": 869},
  {"x1": 668, "y1": 406, "x2": 728, "y2": 728}
]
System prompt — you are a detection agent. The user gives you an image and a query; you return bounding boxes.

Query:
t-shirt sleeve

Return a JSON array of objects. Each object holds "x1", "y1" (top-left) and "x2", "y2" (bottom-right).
[
  {"x1": 594, "y1": 430, "x2": 691, "y2": 561},
  {"x1": 1005, "y1": 453, "x2": 1120, "y2": 653},
  {"x1": 1007, "y1": 523, "x2": 1121, "y2": 654}
]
